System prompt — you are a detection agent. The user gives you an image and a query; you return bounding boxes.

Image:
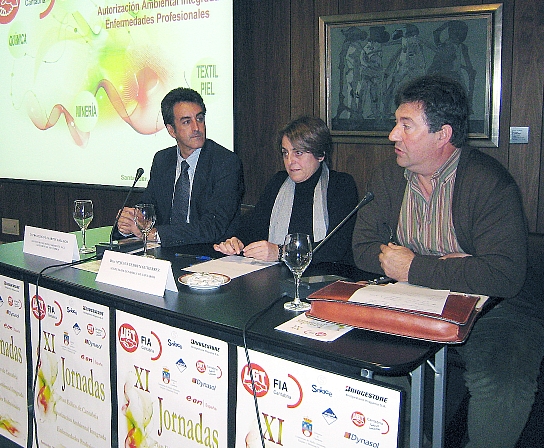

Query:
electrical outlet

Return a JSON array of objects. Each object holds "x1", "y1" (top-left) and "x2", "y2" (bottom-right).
[{"x1": 2, "y1": 218, "x2": 20, "y2": 235}]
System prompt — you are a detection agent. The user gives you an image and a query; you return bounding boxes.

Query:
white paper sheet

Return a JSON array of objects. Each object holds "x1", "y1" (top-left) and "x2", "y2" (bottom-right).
[
  {"x1": 183, "y1": 255, "x2": 278, "y2": 279},
  {"x1": 349, "y1": 282, "x2": 450, "y2": 315}
]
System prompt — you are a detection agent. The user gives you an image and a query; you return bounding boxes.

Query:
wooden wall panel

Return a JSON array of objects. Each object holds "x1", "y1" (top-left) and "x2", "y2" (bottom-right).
[
  {"x1": 508, "y1": 0, "x2": 544, "y2": 231},
  {"x1": 234, "y1": 0, "x2": 291, "y2": 204},
  {"x1": 334, "y1": 143, "x2": 397, "y2": 197},
  {"x1": 0, "y1": 182, "x2": 41, "y2": 242},
  {"x1": 290, "y1": 0, "x2": 316, "y2": 117}
]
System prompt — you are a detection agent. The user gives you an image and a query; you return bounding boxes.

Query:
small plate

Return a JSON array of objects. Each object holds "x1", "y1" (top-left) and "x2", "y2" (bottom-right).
[{"x1": 178, "y1": 272, "x2": 231, "y2": 289}]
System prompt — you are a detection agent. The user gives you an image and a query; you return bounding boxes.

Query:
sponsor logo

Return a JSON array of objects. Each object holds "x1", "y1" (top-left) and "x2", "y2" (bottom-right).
[
  {"x1": 277, "y1": 374, "x2": 303, "y2": 409},
  {"x1": 186, "y1": 395, "x2": 203, "y2": 406},
  {"x1": 64, "y1": 332, "x2": 70, "y2": 346},
  {"x1": 139, "y1": 331, "x2": 162, "y2": 361},
  {"x1": 322, "y1": 408, "x2": 338, "y2": 425},
  {"x1": 345, "y1": 386, "x2": 388, "y2": 403},
  {"x1": 118, "y1": 323, "x2": 138, "y2": 352},
  {"x1": 344, "y1": 432, "x2": 380, "y2": 447},
  {"x1": 73, "y1": 323, "x2": 81, "y2": 335},
  {"x1": 0, "y1": 0, "x2": 20, "y2": 25},
  {"x1": 81, "y1": 354, "x2": 93, "y2": 363},
  {"x1": 241, "y1": 363, "x2": 269, "y2": 397},
  {"x1": 192, "y1": 378, "x2": 216, "y2": 391},
  {"x1": 162, "y1": 368, "x2": 170, "y2": 384},
  {"x1": 4, "y1": 281, "x2": 20, "y2": 291},
  {"x1": 196, "y1": 360, "x2": 206, "y2": 373},
  {"x1": 67, "y1": 307, "x2": 77, "y2": 315},
  {"x1": 190, "y1": 338, "x2": 220, "y2": 352},
  {"x1": 195, "y1": 360, "x2": 222, "y2": 379},
  {"x1": 167, "y1": 338, "x2": 182, "y2": 349},
  {"x1": 6, "y1": 310, "x2": 19, "y2": 319},
  {"x1": 82, "y1": 306, "x2": 104, "y2": 318},
  {"x1": 31, "y1": 295, "x2": 46, "y2": 320},
  {"x1": 312, "y1": 384, "x2": 332, "y2": 397},
  {"x1": 302, "y1": 417, "x2": 313, "y2": 437},
  {"x1": 351, "y1": 411, "x2": 365, "y2": 427},
  {"x1": 176, "y1": 358, "x2": 187, "y2": 373},
  {"x1": 8, "y1": 296, "x2": 22, "y2": 309},
  {"x1": 0, "y1": 295, "x2": 3, "y2": 307},
  {"x1": 94, "y1": 327, "x2": 106, "y2": 339},
  {"x1": 46, "y1": 301, "x2": 63, "y2": 326},
  {"x1": 361, "y1": 417, "x2": 390, "y2": 435},
  {"x1": 3, "y1": 322, "x2": 20, "y2": 334},
  {"x1": 85, "y1": 339, "x2": 102, "y2": 350}
]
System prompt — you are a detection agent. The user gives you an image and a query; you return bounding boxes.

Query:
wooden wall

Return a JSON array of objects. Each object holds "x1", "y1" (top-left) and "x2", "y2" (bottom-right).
[
  {"x1": 1, "y1": 0, "x2": 543, "y2": 242},
  {"x1": 234, "y1": 0, "x2": 544, "y2": 235}
]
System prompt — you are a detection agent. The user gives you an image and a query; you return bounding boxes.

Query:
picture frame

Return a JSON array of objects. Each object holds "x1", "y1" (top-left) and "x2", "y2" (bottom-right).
[{"x1": 319, "y1": 4, "x2": 503, "y2": 147}]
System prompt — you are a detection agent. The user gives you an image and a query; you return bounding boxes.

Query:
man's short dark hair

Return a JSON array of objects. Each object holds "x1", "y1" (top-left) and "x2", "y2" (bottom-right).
[
  {"x1": 395, "y1": 75, "x2": 469, "y2": 148},
  {"x1": 161, "y1": 88, "x2": 206, "y2": 127}
]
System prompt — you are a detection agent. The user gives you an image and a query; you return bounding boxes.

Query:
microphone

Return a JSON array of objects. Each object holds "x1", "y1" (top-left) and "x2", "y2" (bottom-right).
[
  {"x1": 95, "y1": 168, "x2": 144, "y2": 257},
  {"x1": 313, "y1": 191, "x2": 374, "y2": 254}
]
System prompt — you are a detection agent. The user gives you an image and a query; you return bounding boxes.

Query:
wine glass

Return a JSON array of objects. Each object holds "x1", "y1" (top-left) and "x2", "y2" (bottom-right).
[
  {"x1": 134, "y1": 204, "x2": 156, "y2": 258},
  {"x1": 73, "y1": 200, "x2": 94, "y2": 254},
  {"x1": 282, "y1": 233, "x2": 313, "y2": 311}
]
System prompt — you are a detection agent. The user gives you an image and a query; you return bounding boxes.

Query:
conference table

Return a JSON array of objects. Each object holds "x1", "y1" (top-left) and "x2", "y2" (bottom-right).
[{"x1": 0, "y1": 227, "x2": 446, "y2": 448}]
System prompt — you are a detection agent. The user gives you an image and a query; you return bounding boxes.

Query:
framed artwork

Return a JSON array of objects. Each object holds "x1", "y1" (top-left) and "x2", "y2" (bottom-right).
[{"x1": 319, "y1": 4, "x2": 503, "y2": 146}]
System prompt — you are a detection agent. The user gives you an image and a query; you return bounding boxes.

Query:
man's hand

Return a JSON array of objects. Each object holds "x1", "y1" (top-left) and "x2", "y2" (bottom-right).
[
  {"x1": 116, "y1": 207, "x2": 142, "y2": 238},
  {"x1": 241, "y1": 240, "x2": 279, "y2": 262},
  {"x1": 214, "y1": 237, "x2": 245, "y2": 255},
  {"x1": 378, "y1": 243, "x2": 415, "y2": 282}
]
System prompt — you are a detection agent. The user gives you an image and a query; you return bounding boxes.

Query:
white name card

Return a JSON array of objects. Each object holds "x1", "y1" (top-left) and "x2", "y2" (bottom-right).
[
  {"x1": 96, "y1": 250, "x2": 177, "y2": 296},
  {"x1": 23, "y1": 226, "x2": 79, "y2": 262}
]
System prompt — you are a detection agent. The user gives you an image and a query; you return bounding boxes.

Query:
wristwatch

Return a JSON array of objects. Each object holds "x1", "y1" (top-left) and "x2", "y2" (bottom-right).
[{"x1": 277, "y1": 244, "x2": 283, "y2": 262}]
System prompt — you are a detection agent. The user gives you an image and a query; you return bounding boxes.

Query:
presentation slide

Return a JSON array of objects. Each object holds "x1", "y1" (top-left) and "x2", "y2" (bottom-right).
[{"x1": 1, "y1": 0, "x2": 233, "y2": 187}]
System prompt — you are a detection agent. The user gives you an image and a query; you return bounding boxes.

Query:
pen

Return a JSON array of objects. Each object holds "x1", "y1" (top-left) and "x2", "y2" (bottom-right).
[
  {"x1": 368, "y1": 276, "x2": 394, "y2": 285},
  {"x1": 174, "y1": 253, "x2": 212, "y2": 261}
]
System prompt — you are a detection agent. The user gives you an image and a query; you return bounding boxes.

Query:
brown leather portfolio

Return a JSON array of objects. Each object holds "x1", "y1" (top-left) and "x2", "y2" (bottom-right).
[{"x1": 306, "y1": 281, "x2": 486, "y2": 343}]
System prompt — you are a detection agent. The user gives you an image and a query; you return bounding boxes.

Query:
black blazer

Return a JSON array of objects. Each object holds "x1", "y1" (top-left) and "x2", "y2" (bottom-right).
[{"x1": 140, "y1": 139, "x2": 244, "y2": 246}]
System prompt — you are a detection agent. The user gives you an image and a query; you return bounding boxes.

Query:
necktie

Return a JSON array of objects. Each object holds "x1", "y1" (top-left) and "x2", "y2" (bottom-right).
[{"x1": 171, "y1": 161, "x2": 190, "y2": 224}]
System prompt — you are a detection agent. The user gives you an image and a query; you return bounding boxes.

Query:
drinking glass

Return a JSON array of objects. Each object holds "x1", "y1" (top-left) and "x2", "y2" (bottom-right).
[
  {"x1": 73, "y1": 200, "x2": 94, "y2": 254},
  {"x1": 134, "y1": 204, "x2": 156, "y2": 257},
  {"x1": 282, "y1": 233, "x2": 313, "y2": 311}
]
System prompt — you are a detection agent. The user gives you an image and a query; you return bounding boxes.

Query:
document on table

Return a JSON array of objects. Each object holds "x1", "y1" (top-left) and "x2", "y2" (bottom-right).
[
  {"x1": 73, "y1": 259, "x2": 102, "y2": 273},
  {"x1": 275, "y1": 312, "x2": 352, "y2": 342},
  {"x1": 349, "y1": 282, "x2": 450, "y2": 315},
  {"x1": 183, "y1": 255, "x2": 278, "y2": 279}
]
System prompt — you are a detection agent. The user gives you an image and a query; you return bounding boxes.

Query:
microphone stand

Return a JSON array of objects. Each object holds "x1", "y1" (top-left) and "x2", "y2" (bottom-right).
[
  {"x1": 96, "y1": 168, "x2": 144, "y2": 257},
  {"x1": 313, "y1": 191, "x2": 374, "y2": 254}
]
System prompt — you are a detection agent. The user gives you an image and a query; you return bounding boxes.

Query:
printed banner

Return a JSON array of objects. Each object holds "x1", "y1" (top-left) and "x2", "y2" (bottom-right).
[
  {"x1": 0, "y1": 276, "x2": 26, "y2": 446},
  {"x1": 30, "y1": 287, "x2": 111, "y2": 447},
  {"x1": 116, "y1": 310, "x2": 229, "y2": 448},
  {"x1": 236, "y1": 348, "x2": 402, "y2": 448}
]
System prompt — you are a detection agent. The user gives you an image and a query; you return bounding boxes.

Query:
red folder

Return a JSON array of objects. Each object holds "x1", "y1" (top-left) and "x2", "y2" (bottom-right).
[{"x1": 306, "y1": 281, "x2": 486, "y2": 343}]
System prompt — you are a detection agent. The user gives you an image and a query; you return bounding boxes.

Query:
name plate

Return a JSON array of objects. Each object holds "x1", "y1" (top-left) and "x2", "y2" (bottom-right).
[
  {"x1": 96, "y1": 250, "x2": 177, "y2": 296},
  {"x1": 23, "y1": 226, "x2": 79, "y2": 262}
]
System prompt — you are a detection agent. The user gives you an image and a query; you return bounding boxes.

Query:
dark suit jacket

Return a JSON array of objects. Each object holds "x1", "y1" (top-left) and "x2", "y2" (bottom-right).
[{"x1": 140, "y1": 139, "x2": 244, "y2": 246}]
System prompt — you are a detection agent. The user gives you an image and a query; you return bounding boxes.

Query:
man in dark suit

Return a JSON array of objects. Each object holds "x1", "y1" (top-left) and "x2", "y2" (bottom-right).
[{"x1": 117, "y1": 88, "x2": 244, "y2": 246}]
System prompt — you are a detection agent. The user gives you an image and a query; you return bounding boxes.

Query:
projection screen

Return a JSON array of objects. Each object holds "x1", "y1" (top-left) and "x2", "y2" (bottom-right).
[{"x1": 1, "y1": 0, "x2": 233, "y2": 187}]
